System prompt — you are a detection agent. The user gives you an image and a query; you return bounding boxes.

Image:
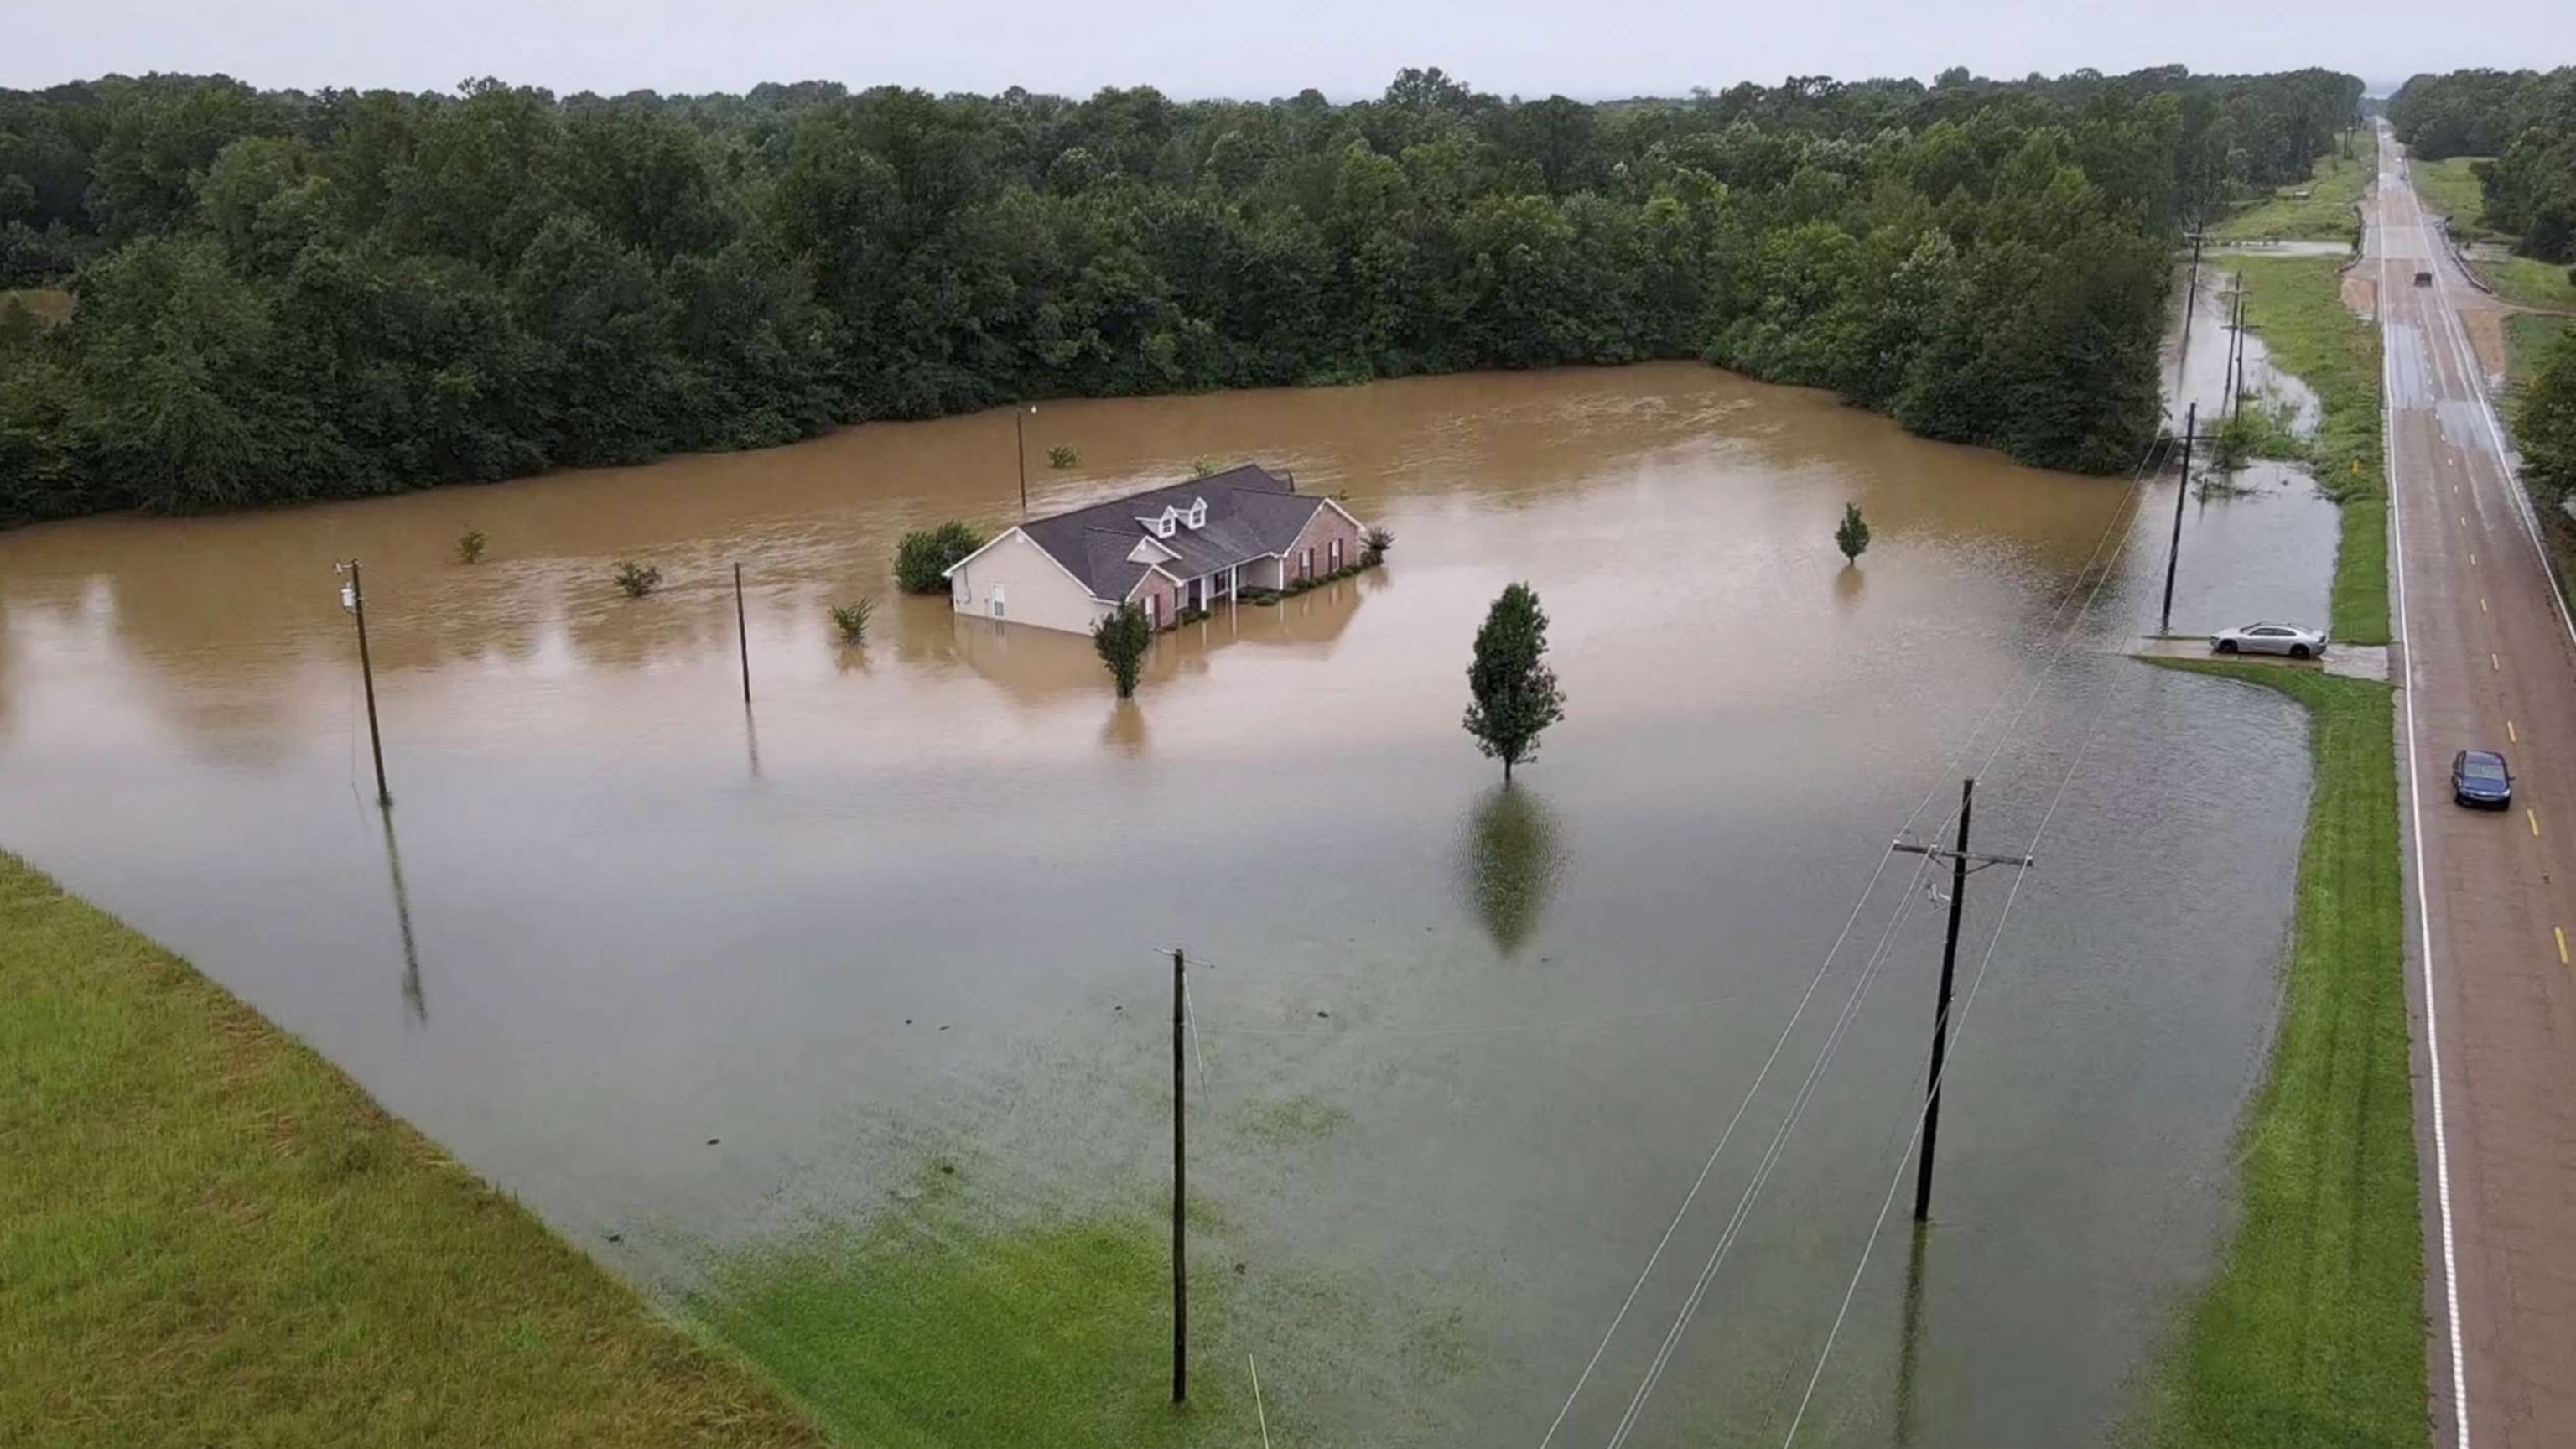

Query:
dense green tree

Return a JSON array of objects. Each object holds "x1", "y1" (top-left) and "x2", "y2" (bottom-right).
[
  {"x1": 2518, "y1": 330, "x2": 2576, "y2": 501},
  {"x1": 0, "y1": 65, "x2": 2363, "y2": 527},
  {"x1": 1093, "y1": 603, "x2": 1151, "y2": 697},
  {"x1": 1463, "y1": 582, "x2": 1566, "y2": 783}
]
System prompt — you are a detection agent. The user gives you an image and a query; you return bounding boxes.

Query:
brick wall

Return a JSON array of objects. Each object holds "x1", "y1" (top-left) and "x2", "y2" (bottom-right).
[
  {"x1": 1285, "y1": 502, "x2": 1363, "y2": 582},
  {"x1": 1128, "y1": 571, "x2": 1182, "y2": 629}
]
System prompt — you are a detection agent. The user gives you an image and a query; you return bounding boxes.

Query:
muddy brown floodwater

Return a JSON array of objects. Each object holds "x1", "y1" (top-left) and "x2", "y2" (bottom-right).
[{"x1": 0, "y1": 361, "x2": 2341, "y2": 1446}]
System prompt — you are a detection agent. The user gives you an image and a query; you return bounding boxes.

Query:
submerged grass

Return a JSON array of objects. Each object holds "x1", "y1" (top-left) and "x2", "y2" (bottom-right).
[
  {"x1": 2132, "y1": 663, "x2": 2423, "y2": 1449},
  {"x1": 2226, "y1": 256, "x2": 2390, "y2": 643},
  {"x1": 2214, "y1": 137, "x2": 2370, "y2": 244},
  {"x1": 0, "y1": 851, "x2": 831, "y2": 1449}
]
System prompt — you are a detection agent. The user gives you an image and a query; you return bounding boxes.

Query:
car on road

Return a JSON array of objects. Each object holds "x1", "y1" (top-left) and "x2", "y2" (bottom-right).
[
  {"x1": 2452, "y1": 749, "x2": 2514, "y2": 808},
  {"x1": 2414, "y1": 268, "x2": 2434, "y2": 287},
  {"x1": 2209, "y1": 622, "x2": 2329, "y2": 659}
]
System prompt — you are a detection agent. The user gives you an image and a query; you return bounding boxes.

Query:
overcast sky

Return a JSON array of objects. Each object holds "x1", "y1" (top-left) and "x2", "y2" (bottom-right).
[{"x1": 9, "y1": 0, "x2": 2571, "y2": 100}]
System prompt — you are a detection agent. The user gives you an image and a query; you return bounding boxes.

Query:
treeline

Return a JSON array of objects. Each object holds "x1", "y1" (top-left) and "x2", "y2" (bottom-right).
[
  {"x1": 2, "y1": 65, "x2": 2358, "y2": 526},
  {"x1": 2389, "y1": 69, "x2": 2576, "y2": 260}
]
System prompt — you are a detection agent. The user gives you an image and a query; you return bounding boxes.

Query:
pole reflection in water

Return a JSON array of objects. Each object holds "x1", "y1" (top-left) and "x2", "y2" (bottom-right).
[
  {"x1": 743, "y1": 701, "x2": 763, "y2": 782},
  {"x1": 1895, "y1": 1219, "x2": 1929, "y2": 1448},
  {"x1": 379, "y1": 808, "x2": 425, "y2": 1026}
]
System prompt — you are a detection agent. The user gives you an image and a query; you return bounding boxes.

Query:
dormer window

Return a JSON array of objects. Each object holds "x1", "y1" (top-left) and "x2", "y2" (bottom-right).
[
  {"x1": 1154, "y1": 510, "x2": 1176, "y2": 539},
  {"x1": 1185, "y1": 499, "x2": 1207, "y2": 530}
]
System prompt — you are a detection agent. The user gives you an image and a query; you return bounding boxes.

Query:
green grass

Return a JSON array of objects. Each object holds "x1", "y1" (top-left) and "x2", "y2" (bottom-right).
[
  {"x1": 2133, "y1": 662, "x2": 2424, "y2": 1449},
  {"x1": 2505, "y1": 312, "x2": 2574, "y2": 388},
  {"x1": 2479, "y1": 255, "x2": 2576, "y2": 315},
  {"x1": 2214, "y1": 136, "x2": 2371, "y2": 244},
  {"x1": 0, "y1": 852, "x2": 833, "y2": 1449},
  {"x1": 2412, "y1": 157, "x2": 2499, "y2": 240},
  {"x1": 0, "y1": 287, "x2": 73, "y2": 326},
  {"x1": 694, "y1": 1174, "x2": 1258, "y2": 1449},
  {"x1": 2225, "y1": 256, "x2": 2390, "y2": 643}
]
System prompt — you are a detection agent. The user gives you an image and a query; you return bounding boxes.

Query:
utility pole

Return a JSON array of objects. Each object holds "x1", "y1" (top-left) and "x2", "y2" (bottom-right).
[
  {"x1": 1171, "y1": 947, "x2": 1188, "y2": 1404},
  {"x1": 2160, "y1": 402, "x2": 2197, "y2": 636},
  {"x1": 1015, "y1": 404, "x2": 1036, "y2": 517},
  {"x1": 2174, "y1": 224, "x2": 2205, "y2": 398},
  {"x1": 733, "y1": 562, "x2": 751, "y2": 704},
  {"x1": 1892, "y1": 778, "x2": 2033, "y2": 1222},
  {"x1": 335, "y1": 560, "x2": 391, "y2": 808},
  {"x1": 2228, "y1": 288, "x2": 2249, "y2": 425}
]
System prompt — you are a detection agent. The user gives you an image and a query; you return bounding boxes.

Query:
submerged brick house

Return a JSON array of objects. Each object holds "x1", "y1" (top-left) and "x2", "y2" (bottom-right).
[{"x1": 942, "y1": 464, "x2": 1367, "y2": 636}]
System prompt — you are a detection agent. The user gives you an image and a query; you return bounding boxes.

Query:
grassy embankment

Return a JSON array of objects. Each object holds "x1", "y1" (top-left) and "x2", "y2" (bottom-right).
[
  {"x1": 2411, "y1": 156, "x2": 2503, "y2": 242},
  {"x1": 0, "y1": 852, "x2": 832, "y2": 1449},
  {"x1": 2135, "y1": 662, "x2": 2423, "y2": 1449},
  {"x1": 2224, "y1": 254, "x2": 2389, "y2": 644},
  {"x1": 2212, "y1": 134, "x2": 2371, "y2": 245}
]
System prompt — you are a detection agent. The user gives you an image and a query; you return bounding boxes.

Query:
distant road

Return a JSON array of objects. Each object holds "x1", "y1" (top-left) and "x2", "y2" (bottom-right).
[{"x1": 2372, "y1": 118, "x2": 2576, "y2": 1449}]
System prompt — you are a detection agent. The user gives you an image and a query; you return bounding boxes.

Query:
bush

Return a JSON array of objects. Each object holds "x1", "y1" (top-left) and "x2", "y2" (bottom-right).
[
  {"x1": 1047, "y1": 444, "x2": 1078, "y2": 469},
  {"x1": 613, "y1": 561, "x2": 662, "y2": 598},
  {"x1": 896, "y1": 521, "x2": 986, "y2": 594},
  {"x1": 1361, "y1": 525, "x2": 1394, "y2": 566},
  {"x1": 1190, "y1": 456, "x2": 1218, "y2": 478},
  {"x1": 829, "y1": 597, "x2": 877, "y2": 645},
  {"x1": 1176, "y1": 605, "x2": 1209, "y2": 625},
  {"x1": 455, "y1": 528, "x2": 488, "y2": 564},
  {"x1": 1093, "y1": 603, "x2": 1150, "y2": 697}
]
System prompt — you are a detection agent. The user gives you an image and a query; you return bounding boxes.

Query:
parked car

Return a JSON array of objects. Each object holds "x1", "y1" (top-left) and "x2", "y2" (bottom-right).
[
  {"x1": 2209, "y1": 622, "x2": 2329, "y2": 659},
  {"x1": 2452, "y1": 749, "x2": 2514, "y2": 808}
]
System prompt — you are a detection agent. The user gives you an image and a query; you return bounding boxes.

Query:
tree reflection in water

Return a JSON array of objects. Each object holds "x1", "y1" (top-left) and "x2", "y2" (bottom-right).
[{"x1": 1458, "y1": 784, "x2": 1564, "y2": 957}]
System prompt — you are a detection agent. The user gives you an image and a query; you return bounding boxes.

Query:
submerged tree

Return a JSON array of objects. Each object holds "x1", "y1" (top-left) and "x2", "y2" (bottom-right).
[
  {"x1": 1093, "y1": 602, "x2": 1151, "y2": 698},
  {"x1": 895, "y1": 521, "x2": 986, "y2": 593},
  {"x1": 1835, "y1": 502, "x2": 1871, "y2": 564},
  {"x1": 1463, "y1": 583, "x2": 1566, "y2": 783}
]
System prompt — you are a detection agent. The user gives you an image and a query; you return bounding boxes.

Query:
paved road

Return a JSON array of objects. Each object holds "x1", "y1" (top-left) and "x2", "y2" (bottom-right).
[{"x1": 2372, "y1": 119, "x2": 2576, "y2": 1449}]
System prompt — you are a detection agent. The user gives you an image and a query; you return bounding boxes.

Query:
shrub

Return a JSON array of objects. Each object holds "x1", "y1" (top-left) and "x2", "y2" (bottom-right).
[
  {"x1": 829, "y1": 597, "x2": 877, "y2": 645},
  {"x1": 1835, "y1": 502, "x2": 1871, "y2": 563},
  {"x1": 613, "y1": 561, "x2": 662, "y2": 598},
  {"x1": 455, "y1": 528, "x2": 487, "y2": 564},
  {"x1": 1176, "y1": 605, "x2": 1209, "y2": 625},
  {"x1": 1093, "y1": 603, "x2": 1150, "y2": 697},
  {"x1": 1190, "y1": 456, "x2": 1218, "y2": 478},
  {"x1": 1047, "y1": 444, "x2": 1079, "y2": 469},
  {"x1": 896, "y1": 521, "x2": 986, "y2": 594},
  {"x1": 1361, "y1": 525, "x2": 1394, "y2": 565}
]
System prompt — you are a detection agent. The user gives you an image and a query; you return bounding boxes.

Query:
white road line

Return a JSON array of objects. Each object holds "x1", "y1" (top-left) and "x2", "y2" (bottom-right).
[{"x1": 2381, "y1": 134, "x2": 2475, "y2": 1449}]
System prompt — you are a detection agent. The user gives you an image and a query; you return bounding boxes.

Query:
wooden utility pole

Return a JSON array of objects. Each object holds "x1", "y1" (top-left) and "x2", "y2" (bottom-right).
[
  {"x1": 338, "y1": 560, "x2": 391, "y2": 808},
  {"x1": 2160, "y1": 402, "x2": 2198, "y2": 636},
  {"x1": 1171, "y1": 947, "x2": 1188, "y2": 1404},
  {"x1": 733, "y1": 562, "x2": 751, "y2": 704},
  {"x1": 1892, "y1": 778, "x2": 2033, "y2": 1222},
  {"x1": 1015, "y1": 405, "x2": 1035, "y2": 517},
  {"x1": 2174, "y1": 225, "x2": 2205, "y2": 397}
]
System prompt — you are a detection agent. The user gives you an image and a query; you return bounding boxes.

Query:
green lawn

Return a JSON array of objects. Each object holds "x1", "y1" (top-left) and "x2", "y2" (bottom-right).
[
  {"x1": 2214, "y1": 136, "x2": 2371, "y2": 244},
  {"x1": 0, "y1": 287, "x2": 73, "y2": 326},
  {"x1": 2225, "y1": 255, "x2": 2390, "y2": 643},
  {"x1": 2479, "y1": 255, "x2": 2576, "y2": 315},
  {"x1": 2134, "y1": 663, "x2": 2424, "y2": 1449},
  {"x1": 2506, "y1": 312, "x2": 2573, "y2": 388},
  {"x1": 2412, "y1": 157, "x2": 2500, "y2": 241},
  {"x1": 0, "y1": 852, "x2": 834, "y2": 1449}
]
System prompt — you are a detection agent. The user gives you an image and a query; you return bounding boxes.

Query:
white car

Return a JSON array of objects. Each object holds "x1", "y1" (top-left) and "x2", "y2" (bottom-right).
[{"x1": 2210, "y1": 621, "x2": 2329, "y2": 659}]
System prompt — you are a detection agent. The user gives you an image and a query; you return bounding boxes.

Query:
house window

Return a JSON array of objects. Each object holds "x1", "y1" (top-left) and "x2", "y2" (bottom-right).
[
  {"x1": 1145, "y1": 592, "x2": 1160, "y2": 627},
  {"x1": 990, "y1": 584, "x2": 1005, "y2": 621},
  {"x1": 1329, "y1": 538, "x2": 1342, "y2": 571},
  {"x1": 1301, "y1": 548, "x2": 1313, "y2": 579},
  {"x1": 1186, "y1": 499, "x2": 1207, "y2": 529}
]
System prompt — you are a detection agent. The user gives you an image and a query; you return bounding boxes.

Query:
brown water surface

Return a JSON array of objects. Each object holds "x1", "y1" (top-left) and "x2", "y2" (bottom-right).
[{"x1": 0, "y1": 362, "x2": 2338, "y2": 1447}]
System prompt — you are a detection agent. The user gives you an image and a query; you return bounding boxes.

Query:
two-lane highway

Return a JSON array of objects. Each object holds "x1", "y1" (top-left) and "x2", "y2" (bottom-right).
[{"x1": 2373, "y1": 119, "x2": 2576, "y2": 1449}]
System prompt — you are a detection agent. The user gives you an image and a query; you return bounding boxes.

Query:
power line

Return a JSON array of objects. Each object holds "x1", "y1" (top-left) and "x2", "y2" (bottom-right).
[
  {"x1": 1772, "y1": 657, "x2": 2120, "y2": 1447},
  {"x1": 1593, "y1": 443, "x2": 2160, "y2": 1445},
  {"x1": 1534, "y1": 440, "x2": 2161, "y2": 1449}
]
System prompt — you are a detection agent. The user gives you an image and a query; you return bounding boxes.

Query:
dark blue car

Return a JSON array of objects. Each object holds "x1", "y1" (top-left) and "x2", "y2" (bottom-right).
[{"x1": 2452, "y1": 750, "x2": 2514, "y2": 808}]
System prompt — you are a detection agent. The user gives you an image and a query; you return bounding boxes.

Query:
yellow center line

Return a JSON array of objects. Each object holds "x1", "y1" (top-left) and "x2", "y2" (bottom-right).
[
  {"x1": 2559, "y1": 927, "x2": 2570, "y2": 967},
  {"x1": 2471, "y1": 551, "x2": 2479, "y2": 565},
  {"x1": 2530, "y1": 808, "x2": 2542, "y2": 838},
  {"x1": 2509, "y1": 719, "x2": 2519, "y2": 742},
  {"x1": 2491, "y1": 652, "x2": 2501, "y2": 672},
  {"x1": 2481, "y1": 597, "x2": 2490, "y2": 614},
  {"x1": 2461, "y1": 515, "x2": 2469, "y2": 528}
]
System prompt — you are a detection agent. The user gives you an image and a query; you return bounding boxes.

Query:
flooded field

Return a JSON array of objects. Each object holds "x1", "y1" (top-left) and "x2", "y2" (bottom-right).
[{"x1": 0, "y1": 361, "x2": 2340, "y2": 1446}]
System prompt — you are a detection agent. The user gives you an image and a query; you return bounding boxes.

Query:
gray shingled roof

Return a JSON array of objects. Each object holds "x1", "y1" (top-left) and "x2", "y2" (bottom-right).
[{"x1": 1015, "y1": 464, "x2": 1330, "y2": 601}]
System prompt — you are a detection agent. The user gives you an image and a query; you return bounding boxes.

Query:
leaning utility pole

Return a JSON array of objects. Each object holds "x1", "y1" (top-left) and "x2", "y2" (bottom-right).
[
  {"x1": 1015, "y1": 404, "x2": 1036, "y2": 517},
  {"x1": 2160, "y1": 402, "x2": 2198, "y2": 636},
  {"x1": 2174, "y1": 225, "x2": 2205, "y2": 397},
  {"x1": 733, "y1": 562, "x2": 752, "y2": 704},
  {"x1": 1892, "y1": 778, "x2": 2033, "y2": 1222},
  {"x1": 1171, "y1": 947, "x2": 1189, "y2": 1404},
  {"x1": 335, "y1": 559, "x2": 391, "y2": 808}
]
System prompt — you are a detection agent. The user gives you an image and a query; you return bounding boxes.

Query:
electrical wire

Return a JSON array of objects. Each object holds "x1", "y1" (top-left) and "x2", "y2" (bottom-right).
[{"x1": 1538, "y1": 437, "x2": 2163, "y2": 1449}]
